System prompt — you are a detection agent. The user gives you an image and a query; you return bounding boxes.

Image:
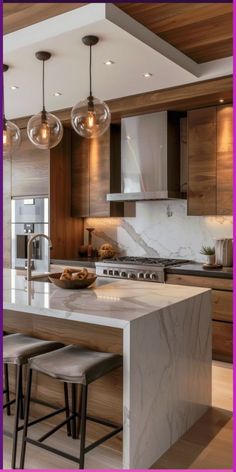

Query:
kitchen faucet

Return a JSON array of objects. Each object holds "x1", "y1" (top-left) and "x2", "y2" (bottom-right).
[{"x1": 27, "y1": 233, "x2": 52, "y2": 281}]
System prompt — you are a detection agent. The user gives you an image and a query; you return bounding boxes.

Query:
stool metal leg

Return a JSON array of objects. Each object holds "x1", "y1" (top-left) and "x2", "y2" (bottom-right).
[
  {"x1": 11, "y1": 365, "x2": 23, "y2": 469},
  {"x1": 64, "y1": 383, "x2": 71, "y2": 437},
  {"x1": 71, "y1": 384, "x2": 77, "y2": 439},
  {"x1": 4, "y1": 364, "x2": 11, "y2": 416},
  {"x1": 79, "y1": 385, "x2": 88, "y2": 469},
  {"x1": 19, "y1": 371, "x2": 24, "y2": 420},
  {"x1": 19, "y1": 368, "x2": 32, "y2": 470}
]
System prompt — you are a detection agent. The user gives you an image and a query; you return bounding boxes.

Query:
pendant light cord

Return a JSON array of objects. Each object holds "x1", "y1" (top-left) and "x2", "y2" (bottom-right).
[
  {"x1": 89, "y1": 45, "x2": 92, "y2": 98},
  {"x1": 3, "y1": 69, "x2": 6, "y2": 121},
  {"x1": 42, "y1": 59, "x2": 45, "y2": 112}
]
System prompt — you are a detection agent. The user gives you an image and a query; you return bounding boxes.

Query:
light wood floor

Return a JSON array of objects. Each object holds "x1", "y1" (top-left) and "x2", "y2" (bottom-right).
[{"x1": 3, "y1": 361, "x2": 233, "y2": 469}]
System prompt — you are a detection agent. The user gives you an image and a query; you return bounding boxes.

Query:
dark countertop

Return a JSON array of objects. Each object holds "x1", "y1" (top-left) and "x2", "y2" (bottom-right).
[
  {"x1": 51, "y1": 257, "x2": 100, "y2": 269},
  {"x1": 166, "y1": 263, "x2": 233, "y2": 279},
  {"x1": 51, "y1": 259, "x2": 233, "y2": 279}
]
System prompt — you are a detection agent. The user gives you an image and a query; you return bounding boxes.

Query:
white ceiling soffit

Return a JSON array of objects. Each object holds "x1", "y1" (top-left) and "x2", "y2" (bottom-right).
[{"x1": 4, "y1": 3, "x2": 233, "y2": 120}]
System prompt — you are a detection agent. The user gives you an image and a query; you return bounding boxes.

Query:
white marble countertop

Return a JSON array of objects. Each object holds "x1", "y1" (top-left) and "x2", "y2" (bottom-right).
[{"x1": 3, "y1": 269, "x2": 210, "y2": 329}]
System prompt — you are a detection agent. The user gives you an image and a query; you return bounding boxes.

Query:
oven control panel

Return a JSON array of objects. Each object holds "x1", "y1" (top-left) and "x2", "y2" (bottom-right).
[{"x1": 95, "y1": 263, "x2": 165, "y2": 283}]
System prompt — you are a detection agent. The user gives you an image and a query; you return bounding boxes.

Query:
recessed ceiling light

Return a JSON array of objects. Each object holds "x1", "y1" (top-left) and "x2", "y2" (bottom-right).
[
  {"x1": 104, "y1": 60, "x2": 114, "y2": 66},
  {"x1": 11, "y1": 85, "x2": 19, "y2": 90},
  {"x1": 143, "y1": 72, "x2": 153, "y2": 78},
  {"x1": 219, "y1": 98, "x2": 224, "y2": 103},
  {"x1": 53, "y1": 92, "x2": 62, "y2": 97}
]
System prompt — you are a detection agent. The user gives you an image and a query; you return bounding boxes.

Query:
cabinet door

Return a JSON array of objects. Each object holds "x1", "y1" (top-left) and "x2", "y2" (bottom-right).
[
  {"x1": 71, "y1": 131, "x2": 90, "y2": 217},
  {"x1": 89, "y1": 130, "x2": 111, "y2": 217},
  {"x1": 212, "y1": 321, "x2": 232, "y2": 363},
  {"x1": 217, "y1": 105, "x2": 233, "y2": 215},
  {"x1": 12, "y1": 128, "x2": 49, "y2": 196},
  {"x1": 188, "y1": 107, "x2": 217, "y2": 215}
]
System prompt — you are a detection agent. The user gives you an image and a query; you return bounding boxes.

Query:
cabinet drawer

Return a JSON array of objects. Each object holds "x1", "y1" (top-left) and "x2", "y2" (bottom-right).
[
  {"x1": 166, "y1": 273, "x2": 233, "y2": 291},
  {"x1": 212, "y1": 290, "x2": 232, "y2": 322},
  {"x1": 212, "y1": 321, "x2": 232, "y2": 363}
]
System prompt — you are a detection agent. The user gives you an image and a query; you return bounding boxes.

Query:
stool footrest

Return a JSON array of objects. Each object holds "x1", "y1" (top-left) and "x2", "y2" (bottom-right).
[
  {"x1": 25, "y1": 438, "x2": 81, "y2": 464},
  {"x1": 38, "y1": 414, "x2": 76, "y2": 443},
  {"x1": 3, "y1": 398, "x2": 16, "y2": 409}
]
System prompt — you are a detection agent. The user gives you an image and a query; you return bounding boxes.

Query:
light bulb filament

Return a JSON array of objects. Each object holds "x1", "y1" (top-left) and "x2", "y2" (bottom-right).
[
  {"x1": 3, "y1": 130, "x2": 7, "y2": 145},
  {"x1": 41, "y1": 122, "x2": 50, "y2": 141},
  {"x1": 87, "y1": 111, "x2": 96, "y2": 128}
]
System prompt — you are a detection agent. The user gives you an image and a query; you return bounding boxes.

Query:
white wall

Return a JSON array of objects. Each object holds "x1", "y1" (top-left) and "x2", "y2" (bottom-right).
[{"x1": 85, "y1": 200, "x2": 233, "y2": 262}]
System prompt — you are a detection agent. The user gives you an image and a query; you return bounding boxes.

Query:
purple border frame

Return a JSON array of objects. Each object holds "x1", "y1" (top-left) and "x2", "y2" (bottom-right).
[{"x1": 1, "y1": 0, "x2": 234, "y2": 471}]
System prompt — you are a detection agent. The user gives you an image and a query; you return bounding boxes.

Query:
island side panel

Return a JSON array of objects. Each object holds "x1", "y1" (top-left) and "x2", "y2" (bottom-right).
[{"x1": 123, "y1": 290, "x2": 212, "y2": 469}]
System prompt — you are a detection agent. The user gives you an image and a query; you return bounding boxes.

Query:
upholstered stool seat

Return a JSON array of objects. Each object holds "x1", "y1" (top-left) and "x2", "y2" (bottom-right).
[
  {"x1": 3, "y1": 333, "x2": 64, "y2": 469},
  {"x1": 20, "y1": 345, "x2": 123, "y2": 469},
  {"x1": 3, "y1": 333, "x2": 63, "y2": 365},
  {"x1": 29, "y1": 345, "x2": 123, "y2": 384}
]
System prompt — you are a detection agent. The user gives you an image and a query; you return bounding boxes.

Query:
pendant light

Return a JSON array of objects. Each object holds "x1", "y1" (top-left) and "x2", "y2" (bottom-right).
[
  {"x1": 71, "y1": 35, "x2": 111, "y2": 139},
  {"x1": 3, "y1": 64, "x2": 21, "y2": 156},
  {"x1": 27, "y1": 51, "x2": 63, "y2": 150}
]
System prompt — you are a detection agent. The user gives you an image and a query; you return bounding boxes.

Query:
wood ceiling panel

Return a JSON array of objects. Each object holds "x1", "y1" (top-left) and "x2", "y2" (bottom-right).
[
  {"x1": 3, "y1": 2, "x2": 233, "y2": 63},
  {"x1": 3, "y1": 3, "x2": 86, "y2": 34},
  {"x1": 118, "y1": 2, "x2": 233, "y2": 63}
]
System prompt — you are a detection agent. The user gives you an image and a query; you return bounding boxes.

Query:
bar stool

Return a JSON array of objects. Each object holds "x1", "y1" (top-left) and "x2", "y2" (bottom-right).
[
  {"x1": 20, "y1": 345, "x2": 123, "y2": 469},
  {"x1": 3, "y1": 333, "x2": 64, "y2": 469}
]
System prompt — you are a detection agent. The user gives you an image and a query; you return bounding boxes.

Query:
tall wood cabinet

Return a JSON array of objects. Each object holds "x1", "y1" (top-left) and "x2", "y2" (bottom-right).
[
  {"x1": 188, "y1": 104, "x2": 232, "y2": 216},
  {"x1": 71, "y1": 125, "x2": 135, "y2": 218}
]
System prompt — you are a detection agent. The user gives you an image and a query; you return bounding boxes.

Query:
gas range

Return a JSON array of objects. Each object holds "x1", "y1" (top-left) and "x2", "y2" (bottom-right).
[{"x1": 95, "y1": 257, "x2": 190, "y2": 283}]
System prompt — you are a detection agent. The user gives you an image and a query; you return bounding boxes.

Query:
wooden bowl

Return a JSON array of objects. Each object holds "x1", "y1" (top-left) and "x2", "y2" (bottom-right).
[{"x1": 48, "y1": 272, "x2": 97, "y2": 290}]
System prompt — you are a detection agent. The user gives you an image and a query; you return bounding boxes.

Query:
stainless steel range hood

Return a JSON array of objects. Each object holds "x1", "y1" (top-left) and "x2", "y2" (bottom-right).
[{"x1": 107, "y1": 111, "x2": 182, "y2": 202}]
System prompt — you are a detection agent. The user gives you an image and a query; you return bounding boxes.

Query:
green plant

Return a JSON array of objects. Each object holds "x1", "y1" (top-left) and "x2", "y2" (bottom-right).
[{"x1": 200, "y1": 245, "x2": 215, "y2": 256}]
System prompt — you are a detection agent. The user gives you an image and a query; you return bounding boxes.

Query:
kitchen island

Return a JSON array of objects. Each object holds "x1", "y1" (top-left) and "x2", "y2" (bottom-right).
[{"x1": 3, "y1": 269, "x2": 212, "y2": 469}]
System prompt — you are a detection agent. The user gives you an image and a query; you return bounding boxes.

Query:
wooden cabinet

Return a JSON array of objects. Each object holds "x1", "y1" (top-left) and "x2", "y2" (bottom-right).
[
  {"x1": 166, "y1": 273, "x2": 233, "y2": 362},
  {"x1": 11, "y1": 128, "x2": 49, "y2": 197},
  {"x1": 216, "y1": 105, "x2": 233, "y2": 215},
  {"x1": 187, "y1": 104, "x2": 232, "y2": 216},
  {"x1": 71, "y1": 125, "x2": 134, "y2": 218},
  {"x1": 50, "y1": 128, "x2": 84, "y2": 260}
]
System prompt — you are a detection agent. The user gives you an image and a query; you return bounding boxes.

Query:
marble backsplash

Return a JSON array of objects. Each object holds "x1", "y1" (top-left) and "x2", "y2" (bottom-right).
[{"x1": 85, "y1": 200, "x2": 233, "y2": 262}]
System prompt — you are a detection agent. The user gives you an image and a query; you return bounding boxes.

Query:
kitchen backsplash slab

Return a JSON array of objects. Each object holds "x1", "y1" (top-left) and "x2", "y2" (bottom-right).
[{"x1": 85, "y1": 200, "x2": 232, "y2": 263}]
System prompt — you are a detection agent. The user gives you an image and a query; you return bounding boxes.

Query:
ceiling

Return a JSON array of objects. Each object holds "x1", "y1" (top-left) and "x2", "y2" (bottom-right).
[
  {"x1": 3, "y1": 3, "x2": 232, "y2": 119},
  {"x1": 4, "y1": 2, "x2": 233, "y2": 63}
]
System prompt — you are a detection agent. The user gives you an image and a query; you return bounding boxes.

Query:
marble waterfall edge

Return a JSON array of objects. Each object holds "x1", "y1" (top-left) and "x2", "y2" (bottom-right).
[{"x1": 123, "y1": 290, "x2": 212, "y2": 469}]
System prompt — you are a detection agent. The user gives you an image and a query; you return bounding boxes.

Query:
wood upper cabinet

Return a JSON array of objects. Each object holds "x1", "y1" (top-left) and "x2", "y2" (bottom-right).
[
  {"x1": 217, "y1": 105, "x2": 233, "y2": 215},
  {"x1": 187, "y1": 105, "x2": 232, "y2": 215},
  {"x1": 71, "y1": 124, "x2": 134, "y2": 218},
  {"x1": 11, "y1": 128, "x2": 49, "y2": 197}
]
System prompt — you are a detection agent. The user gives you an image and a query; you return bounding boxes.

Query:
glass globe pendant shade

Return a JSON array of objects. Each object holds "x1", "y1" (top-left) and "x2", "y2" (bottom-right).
[
  {"x1": 71, "y1": 96, "x2": 111, "y2": 139},
  {"x1": 27, "y1": 111, "x2": 63, "y2": 150},
  {"x1": 3, "y1": 119, "x2": 21, "y2": 156}
]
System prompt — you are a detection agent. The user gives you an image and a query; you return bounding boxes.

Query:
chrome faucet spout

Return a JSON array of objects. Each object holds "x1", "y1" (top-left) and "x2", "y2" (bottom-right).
[{"x1": 27, "y1": 233, "x2": 52, "y2": 281}]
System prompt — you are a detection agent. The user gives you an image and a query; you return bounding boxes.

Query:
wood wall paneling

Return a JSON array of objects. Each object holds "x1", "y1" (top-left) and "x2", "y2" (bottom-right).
[
  {"x1": 180, "y1": 117, "x2": 188, "y2": 194},
  {"x1": 13, "y1": 77, "x2": 233, "y2": 129},
  {"x1": 216, "y1": 105, "x2": 233, "y2": 215},
  {"x1": 50, "y1": 128, "x2": 84, "y2": 259},
  {"x1": 11, "y1": 128, "x2": 49, "y2": 197}
]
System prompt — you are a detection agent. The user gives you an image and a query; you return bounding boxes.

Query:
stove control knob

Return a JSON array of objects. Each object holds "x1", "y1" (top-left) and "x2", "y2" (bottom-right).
[
  {"x1": 144, "y1": 273, "x2": 150, "y2": 279},
  {"x1": 128, "y1": 272, "x2": 136, "y2": 279},
  {"x1": 120, "y1": 271, "x2": 127, "y2": 278},
  {"x1": 150, "y1": 273, "x2": 158, "y2": 280},
  {"x1": 138, "y1": 272, "x2": 144, "y2": 279}
]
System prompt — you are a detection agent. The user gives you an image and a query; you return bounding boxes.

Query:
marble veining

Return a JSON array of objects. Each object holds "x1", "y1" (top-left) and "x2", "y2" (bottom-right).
[
  {"x1": 4, "y1": 269, "x2": 212, "y2": 468},
  {"x1": 85, "y1": 200, "x2": 232, "y2": 261}
]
